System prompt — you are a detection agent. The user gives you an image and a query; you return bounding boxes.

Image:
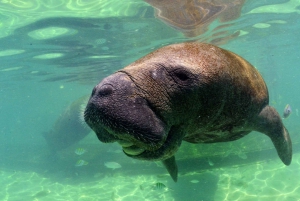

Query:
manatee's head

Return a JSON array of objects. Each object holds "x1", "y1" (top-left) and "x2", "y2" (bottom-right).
[
  {"x1": 84, "y1": 43, "x2": 217, "y2": 161},
  {"x1": 84, "y1": 71, "x2": 176, "y2": 161}
]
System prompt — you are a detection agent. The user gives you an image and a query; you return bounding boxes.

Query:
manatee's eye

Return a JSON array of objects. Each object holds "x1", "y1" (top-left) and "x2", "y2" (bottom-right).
[
  {"x1": 174, "y1": 71, "x2": 189, "y2": 81},
  {"x1": 172, "y1": 69, "x2": 192, "y2": 83}
]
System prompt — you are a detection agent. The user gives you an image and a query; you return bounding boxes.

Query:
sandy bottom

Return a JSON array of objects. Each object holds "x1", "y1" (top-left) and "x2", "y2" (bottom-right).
[
  {"x1": 214, "y1": 154, "x2": 300, "y2": 201},
  {"x1": 0, "y1": 170, "x2": 174, "y2": 201},
  {"x1": 1, "y1": 153, "x2": 300, "y2": 201}
]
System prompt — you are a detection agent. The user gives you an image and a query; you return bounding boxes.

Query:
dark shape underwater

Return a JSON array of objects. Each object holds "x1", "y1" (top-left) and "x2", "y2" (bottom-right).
[
  {"x1": 44, "y1": 96, "x2": 91, "y2": 152},
  {"x1": 84, "y1": 42, "x2": 292, "y2": 182}
]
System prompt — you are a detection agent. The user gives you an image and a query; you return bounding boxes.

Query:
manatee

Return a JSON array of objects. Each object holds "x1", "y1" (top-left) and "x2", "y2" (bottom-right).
[
  {"x1": 44, "y1": 96, "x2": 91, "y2": 152},
  {"x1": 84, "y1": 43, "x2": 292, "y2": 182}
]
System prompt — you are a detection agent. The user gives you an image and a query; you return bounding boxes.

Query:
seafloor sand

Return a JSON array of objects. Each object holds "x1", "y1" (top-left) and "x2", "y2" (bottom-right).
[
  {"x1": 0, "y1": 170, "x2": 173, "y2": 201},
  {"x1": 1, "y1": 152, "x2": 300, "y2": 201},
  {"x1": 214, "y1": 156, "x2": 300, "y2": 201}
]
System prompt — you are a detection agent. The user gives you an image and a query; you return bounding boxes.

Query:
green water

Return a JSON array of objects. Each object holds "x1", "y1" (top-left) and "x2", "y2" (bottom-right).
[{"x1": 1, "y1": 1, "x2": 300, "y2": 200}]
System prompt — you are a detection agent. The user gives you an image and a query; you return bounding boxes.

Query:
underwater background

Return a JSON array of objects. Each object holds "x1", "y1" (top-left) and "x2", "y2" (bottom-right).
[{"x1": 0, "y1": 0, "x2": 300, "y2": 200}]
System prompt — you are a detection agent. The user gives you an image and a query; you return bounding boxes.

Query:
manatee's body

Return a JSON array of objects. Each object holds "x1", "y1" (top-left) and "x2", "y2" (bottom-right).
[
  {"x1": 84, "y1": 43, "x2": 292, "y2": 181},
  {"x1": 44, "y1": 96, "x2": 91, "y2": 152}
]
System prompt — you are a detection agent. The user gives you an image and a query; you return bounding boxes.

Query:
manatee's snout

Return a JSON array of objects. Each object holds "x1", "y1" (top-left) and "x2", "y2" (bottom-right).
[{"x1": 84, "y1": 72, "x2": 168, "y2": 155}]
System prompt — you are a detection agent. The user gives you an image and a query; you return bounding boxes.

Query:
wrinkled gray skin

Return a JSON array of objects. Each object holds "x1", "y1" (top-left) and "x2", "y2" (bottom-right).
[{"x1": 84, "y1": 43, "x2": 292, "y2": 182}]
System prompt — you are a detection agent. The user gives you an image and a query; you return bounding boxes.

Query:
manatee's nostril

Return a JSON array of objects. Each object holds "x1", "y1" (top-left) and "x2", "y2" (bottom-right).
[{"x1": 97, "y1": 85, "x2": 114, "y2": 96}]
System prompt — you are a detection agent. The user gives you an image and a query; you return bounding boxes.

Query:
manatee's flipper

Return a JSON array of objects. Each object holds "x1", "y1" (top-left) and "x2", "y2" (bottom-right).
[
  {"x1": 162, "y1": 156, "x2": 178, "y2": 182},
  {"x1": 254, "y1": 105, "x2": 292, "y2": 165}
]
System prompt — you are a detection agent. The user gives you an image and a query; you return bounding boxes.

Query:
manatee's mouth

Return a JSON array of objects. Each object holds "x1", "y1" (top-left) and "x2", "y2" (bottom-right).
[
  {"x1": 86, "y1": 117, "x2": 183, "y2": 160},
  {"x1": 85, "y1": 118, "x2": 166, "y2": 156},
  {"x1": 117, "y1": 126, "x2": 184, "y2": 161},
  {"x1": 117, "y1": 140, "x2": 145, "y2": 155}
]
